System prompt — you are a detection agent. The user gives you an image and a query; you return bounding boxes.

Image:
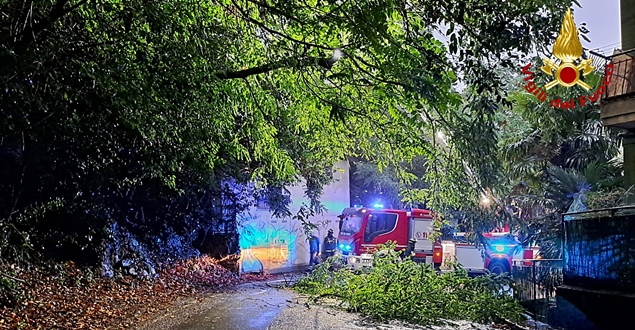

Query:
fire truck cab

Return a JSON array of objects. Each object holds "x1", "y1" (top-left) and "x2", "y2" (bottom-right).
[{"x1": 337, "y1": 205, "x2": 442, "y2": 270}]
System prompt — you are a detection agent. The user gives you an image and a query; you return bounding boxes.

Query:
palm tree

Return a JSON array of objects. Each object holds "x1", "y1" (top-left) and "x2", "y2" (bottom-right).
[{"x1": 494, "y1": 70, "x2": 627, "y2": 259}]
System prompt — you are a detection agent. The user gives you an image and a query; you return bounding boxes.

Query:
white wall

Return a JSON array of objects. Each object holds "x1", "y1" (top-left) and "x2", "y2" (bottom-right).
[{"x1": 238, "y1": 161, "x2": 350, "y2": 273}]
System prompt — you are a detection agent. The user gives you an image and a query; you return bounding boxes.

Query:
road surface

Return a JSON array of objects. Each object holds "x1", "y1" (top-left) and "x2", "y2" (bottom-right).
[
  {"x1": 136, "y1": 278, "x2": 296, "y2": 330},
  {"x1": 136, "y1": 275, "x2": 551, "y2": 330}
]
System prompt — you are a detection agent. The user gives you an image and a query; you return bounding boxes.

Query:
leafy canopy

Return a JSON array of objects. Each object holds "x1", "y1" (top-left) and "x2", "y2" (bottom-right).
[{"x1": 1, "y1": 0, "x2": 579, "y2": 259}]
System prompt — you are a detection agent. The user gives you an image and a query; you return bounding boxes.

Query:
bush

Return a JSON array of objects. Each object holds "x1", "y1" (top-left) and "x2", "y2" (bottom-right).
[
  {"x1": 294, "y1": 243, "x2": 525, "y2": 326},
  {"x1": 586, "y1": 187, "x2": 631, "y2": 210}
]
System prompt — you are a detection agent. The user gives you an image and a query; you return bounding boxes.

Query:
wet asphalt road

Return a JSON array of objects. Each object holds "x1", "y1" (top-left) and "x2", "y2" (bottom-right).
[
  {"x1": 172, "y1": 281, "x2": 294, "y2": 330},
  {"x1": 136, "y1": 277, "x2": 299, "y2": 330}
]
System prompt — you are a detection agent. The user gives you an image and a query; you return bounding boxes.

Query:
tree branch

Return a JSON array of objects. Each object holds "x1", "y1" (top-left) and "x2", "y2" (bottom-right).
[
  {"x1": 242, "y1": 77, "x2": 269, "y2": 121},
  {"x1": 229, "y1": 0, "x2": 333, "y2": 51},
  {"x1": 346, "y1": 54, "x2": 409, "y2": 88},
  {"x1": 11, "y1": 0, "x2": 89, "y2": 54},
  {"x1": 246, "y1": 0, "x2": 307, "y2": 25},
  {"x1": 214, "y1": 56, "x2": 334, "y2": 80},
  {"x1": 436, "y1": 0, "x2": 498, "y2": 57},
  {"x1": 0, "y1": 272, "x2": 26, "y2": 283}
]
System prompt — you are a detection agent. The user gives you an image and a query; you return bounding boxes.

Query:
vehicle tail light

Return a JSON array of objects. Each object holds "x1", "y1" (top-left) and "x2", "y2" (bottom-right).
[
  {"x1": 433, "y1": 245, "x2": 443, "y2": 264},
  {"x1": 523, "y1": 249, "x2": 533, "y2": 266}
]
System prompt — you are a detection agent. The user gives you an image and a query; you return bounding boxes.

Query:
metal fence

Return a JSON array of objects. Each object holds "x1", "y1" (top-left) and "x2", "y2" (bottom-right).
[
  {"x1": 512, "y1": 259, "x2": 563, "y2": 321},
  {"x1": 563, "y1": 207, "x2": 635, "y2": 293},
  {"x1": 604, "y1": 51, "x2": 635, "y2": 100}
]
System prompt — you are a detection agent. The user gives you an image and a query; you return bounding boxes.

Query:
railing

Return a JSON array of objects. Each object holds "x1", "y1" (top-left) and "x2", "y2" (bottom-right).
[
  {"x1": 562, "y1": 206, "x2": 635, "y2": 293},
  {"x1": 604, "y1": 50, "x2": 635, "y2": 100},
  {"x1": 512, "y1": 259, "x2": 563, "y2": 321}
]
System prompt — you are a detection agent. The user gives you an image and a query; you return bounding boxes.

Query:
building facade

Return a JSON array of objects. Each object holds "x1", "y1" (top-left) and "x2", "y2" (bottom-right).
[{"x1": 238, "y1": 161, "x2": 350, "y2": 274}]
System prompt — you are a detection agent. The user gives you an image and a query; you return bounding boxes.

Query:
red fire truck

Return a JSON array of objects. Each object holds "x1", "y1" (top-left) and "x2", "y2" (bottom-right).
[
  {"x1": 337, "y1": 205, "x2": 443, "y2": 270},
  {"x1": 481, "y1": 231, "x2": 519, "y2": 275},
  {"x1": 337, "y1": 205, "x2": 527, "y2": 275}
]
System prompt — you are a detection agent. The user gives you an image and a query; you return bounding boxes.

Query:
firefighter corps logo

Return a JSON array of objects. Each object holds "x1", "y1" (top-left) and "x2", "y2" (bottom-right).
[
  {"x1": 520, "y1": 8, "x2": 614, "y2": 110},
  {"x1": 541, "y1": 8, "x2": 594, "y2": 90}
]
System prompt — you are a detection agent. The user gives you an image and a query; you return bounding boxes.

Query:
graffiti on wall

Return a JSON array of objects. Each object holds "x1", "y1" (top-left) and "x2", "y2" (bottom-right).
[{"x1": 238, "y1": 213, "x2": 336, "y2": 273}]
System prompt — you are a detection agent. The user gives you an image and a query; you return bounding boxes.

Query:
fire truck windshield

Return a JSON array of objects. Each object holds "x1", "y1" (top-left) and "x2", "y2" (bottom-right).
[
  {"x1": 484, "y1": 234, "x2": 518, "y2": 245},
  {"x1": 340, "y1": 214, "x2": 364, "y2": 236}
]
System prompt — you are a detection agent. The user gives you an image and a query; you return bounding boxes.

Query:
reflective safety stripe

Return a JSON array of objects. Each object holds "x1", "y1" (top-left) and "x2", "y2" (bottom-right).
[{"x1": 362, "y1": 244, "x2": 408, "y2": 248}]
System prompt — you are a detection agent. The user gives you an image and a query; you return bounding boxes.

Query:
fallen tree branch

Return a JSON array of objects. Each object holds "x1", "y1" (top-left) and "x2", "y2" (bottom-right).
[
  {"x1": 0, "y1": 272, "x2": 26, "y2": 283},
  {"x1": 311, "y1": 292, "x2": 346, "y2": 301},
  {"x1": 245, "y1": 297, "x2": 280, "y2": 307}
]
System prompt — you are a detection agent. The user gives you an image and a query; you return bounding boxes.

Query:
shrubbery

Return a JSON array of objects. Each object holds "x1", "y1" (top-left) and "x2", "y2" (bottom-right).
[{"x1": 294, "y1": 243, "x2": 525, "y2": 326}]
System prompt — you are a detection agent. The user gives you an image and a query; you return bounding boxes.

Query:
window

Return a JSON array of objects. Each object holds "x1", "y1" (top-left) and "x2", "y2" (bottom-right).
[
  {"x1": 340, "y1": 214, "x2": 364, "y2": 236},
  {"x1": 364, "y1": 213, "x2": 398, "y2": 242}
]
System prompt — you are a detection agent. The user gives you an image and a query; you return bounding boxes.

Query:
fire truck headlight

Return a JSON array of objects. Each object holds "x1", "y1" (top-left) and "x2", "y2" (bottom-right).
[
  {"x1": 349, "y1": 257, "x2": 358, "y2": 263},
  {"x1": 339, "y1": 244, "x2": 352, "y2": 251}
]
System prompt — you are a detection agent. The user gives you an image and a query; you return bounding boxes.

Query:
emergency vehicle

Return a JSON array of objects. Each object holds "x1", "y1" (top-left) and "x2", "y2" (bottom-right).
[
  {"x1": 337, "y1": 205, "x2": 535, "y2": 275},
  {"x1": 336, "y1": 205, "x2": 442, "y2": 270},
  {"x1": 441, "y1": 229, "x2": 520, "y2": 275}
]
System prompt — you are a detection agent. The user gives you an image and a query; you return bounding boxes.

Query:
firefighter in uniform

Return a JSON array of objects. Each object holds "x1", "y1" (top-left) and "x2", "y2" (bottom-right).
[
  {"x1": 402, "y1": 238, "x2": 417, "y2": 260},
  {"x1": 322, "y1": 229, "x2": 337, "y2": 261},
  {"x1": 308, "y1": 234, "x2": 320, "y2": 270}
]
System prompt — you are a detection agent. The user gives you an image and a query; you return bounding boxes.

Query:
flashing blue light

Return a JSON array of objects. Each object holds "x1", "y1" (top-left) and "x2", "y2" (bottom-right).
[
  {"x1": 372, "y1": 203, "x2": 384, "y2": 208},
  {"x1": 494, "y1": 245, "x2": 505, "y2": 253},
  {"x1": 339, "y1": 244, "x2": 352, "y2": 251},
  {"x1": 353, "y1": 204, "x2": 364, "y2": 208}
]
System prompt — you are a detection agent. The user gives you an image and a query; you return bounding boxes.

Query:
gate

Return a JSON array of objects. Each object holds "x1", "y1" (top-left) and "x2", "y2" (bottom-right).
[{"x1": 513, "y1": 259, "x2": 563, "y2": 321}]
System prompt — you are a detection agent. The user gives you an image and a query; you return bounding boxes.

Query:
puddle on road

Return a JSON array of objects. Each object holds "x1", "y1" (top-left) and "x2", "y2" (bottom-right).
[{"x1": 170, "y1": 281, "x2": 296, "y2": 330}]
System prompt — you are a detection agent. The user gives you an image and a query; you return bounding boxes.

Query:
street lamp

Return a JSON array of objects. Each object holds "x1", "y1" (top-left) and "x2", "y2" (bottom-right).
[{"x1": 481, "y1": 194, "x2": 491, "y2": 206}]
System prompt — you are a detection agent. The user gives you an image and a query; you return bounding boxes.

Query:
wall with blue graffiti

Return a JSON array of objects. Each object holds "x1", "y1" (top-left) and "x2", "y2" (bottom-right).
[{"x1": 238, "y1": 161, "x2": 350, "y2": 273}]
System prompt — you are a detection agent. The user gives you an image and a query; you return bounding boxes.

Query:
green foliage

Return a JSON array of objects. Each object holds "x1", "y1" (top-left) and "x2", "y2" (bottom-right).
[
  {"x1": 350, "y1": 157, "x2": 428, "y2": 209},
  {"x1": 586, "y1": 187, "x2": 633, "y2": 210},
  {"x1": 0, "y1": 270, "x2": 26, "y2": 307},
  {"x1": 293, "y1": 203, "x2": 320, "y2": 239},
  {"x1": 499, "y1": 68, "x2": 620, "y2": 178},
  {"x1": 0, "y1": 0, "x2": 579, "y2": 262},
  {"x1": 294, "y1": 243, "x2": 524, "y2": 326},
  {"x1": 479, "y1": 62, "x2": 626, "y2": 258}
]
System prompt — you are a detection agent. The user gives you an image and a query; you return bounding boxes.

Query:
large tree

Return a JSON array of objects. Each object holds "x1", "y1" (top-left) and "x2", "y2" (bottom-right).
[
  {"x1": 474, "y1": 66, "x2": 625, "y2": 257},
  {"x1": 349, "y1": 156, "x2": 429, "y2": 209},
  {"x1": 0, "y1": 0, "x2": 578, "y2": 261}
]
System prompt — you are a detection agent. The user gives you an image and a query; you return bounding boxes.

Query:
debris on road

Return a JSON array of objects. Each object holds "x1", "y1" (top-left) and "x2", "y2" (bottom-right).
[{"x1": 0, "y1": 257, "x2": 273, "y2": 329}]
